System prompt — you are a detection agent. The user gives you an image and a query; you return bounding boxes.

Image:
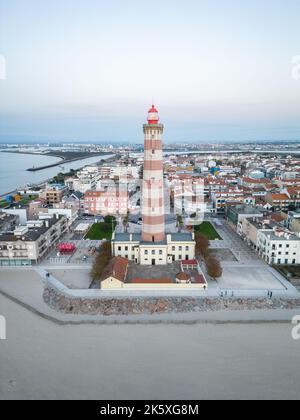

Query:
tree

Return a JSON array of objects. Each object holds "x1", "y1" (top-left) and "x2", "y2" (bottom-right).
[
  {"x1": 195, "y1": 232, "x2": 209, "y2": 257},
  {"x1": 205, "y1": 255, "x2": 223, "y2": 279},
  {"x1": 90, "y1": 241, "x2": 112, "y2": 281}
]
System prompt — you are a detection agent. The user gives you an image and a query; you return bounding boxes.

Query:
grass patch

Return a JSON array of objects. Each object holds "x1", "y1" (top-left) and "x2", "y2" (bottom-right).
[
  {"x1": 18, "y1": 195, "x2": 39, "y2": 206},
  {"x1": 0, "y1": 201, "x2": 8, "y2": 208},
  {"x1": 85, "y1": 221, "x2": 116, "y2": 240},
  {"x1": 194, "y1": 221, "x2": 221, "y2": 240}
]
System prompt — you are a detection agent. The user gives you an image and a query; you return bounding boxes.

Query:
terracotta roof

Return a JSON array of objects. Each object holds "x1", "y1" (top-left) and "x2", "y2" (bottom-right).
[
  {"x1": 181, "y1": 259, "x2": 198, "y2": 265},
  {"x1": 176, "y1": 272, "x2": 191, "y2": 281},
  {"x1": 191, "y1": 271, "x2": 206, "y2": 284},
  {"x1": 270, "y1": 213, "x2": 286, "y2": 223},
  {"x1": 111, "y1": 257, "x2": 128, "y2": 282},
  {"x1": 287, "y1": 187, "x2": 300, "y2": 195},
  {"x1": 269, "y1": 193, "x2": 289, "y2": 200},
  {"x1": 243, "y1": 177, "x2": 269, "y2": 184}
]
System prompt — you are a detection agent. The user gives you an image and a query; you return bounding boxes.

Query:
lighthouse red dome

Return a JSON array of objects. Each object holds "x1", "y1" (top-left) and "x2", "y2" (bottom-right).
[
  {"x1": 148, "y1": 105, "x2": 158, "y2": 113},
  {"x1": 147, "y1": 104, "x2": 159, "y2": 124}
]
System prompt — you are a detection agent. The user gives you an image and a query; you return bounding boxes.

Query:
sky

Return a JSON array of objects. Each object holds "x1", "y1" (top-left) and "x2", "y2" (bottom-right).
[{"x1": 0, "y1": 0, "x2": 300, "y2": 144}]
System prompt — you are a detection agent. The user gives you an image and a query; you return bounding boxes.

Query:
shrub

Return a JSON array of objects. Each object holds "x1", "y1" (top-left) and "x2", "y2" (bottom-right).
[
  {"x1": 205, "y1": 255, "x2": 223, "y2": 279},
  {"x1": 90, "y1": 241, "x2": 112, "y2": 281},
  {"x1": 195, "y1": 232, "x2": 210, "y2": 257}
]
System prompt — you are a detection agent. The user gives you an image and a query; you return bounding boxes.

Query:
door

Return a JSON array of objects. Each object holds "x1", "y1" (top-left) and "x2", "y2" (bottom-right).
[{"x1": 152, "y1": 259, "x2": 155, "y2": 266}]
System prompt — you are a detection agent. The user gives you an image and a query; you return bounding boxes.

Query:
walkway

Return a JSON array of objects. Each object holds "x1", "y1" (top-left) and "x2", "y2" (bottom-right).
[{"x1": 0, "y1": 267, "x2": 299, "y2": 324}]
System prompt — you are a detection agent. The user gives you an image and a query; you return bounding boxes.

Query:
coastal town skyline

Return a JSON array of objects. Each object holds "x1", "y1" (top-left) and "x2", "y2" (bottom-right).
[{"x1": 1, "y1": 0, "x2": 300, "y2": 403}]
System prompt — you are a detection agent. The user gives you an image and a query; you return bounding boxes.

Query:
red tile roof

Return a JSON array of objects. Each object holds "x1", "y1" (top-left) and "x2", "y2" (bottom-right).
[
  {"x1": 181, "y1": 259, "x2": 198, "y2": 265},
  {"x1": 191, "y1": 271, "x2": 206, "y2": 284},
  {"x1": 176, "y1": 272, "x2": 191, "y2": 281},
  {"x1": 111, "y1": 257, "x2": 128, "y2": 282}
]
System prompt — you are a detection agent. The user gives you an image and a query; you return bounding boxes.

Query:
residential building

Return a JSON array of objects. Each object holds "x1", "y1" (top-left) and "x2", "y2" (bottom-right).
[
  {"x1": 0, "y1": 214, "x2": 68, "y2": 266},
  {"x1": 257, "y1": 228, "x2": 300, "y2": 265}
]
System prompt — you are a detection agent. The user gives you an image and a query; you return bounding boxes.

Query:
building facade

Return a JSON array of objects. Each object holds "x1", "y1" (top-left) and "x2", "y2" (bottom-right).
[{"x1": 0, "y1": 215, "x2": 68, "y2": 266}]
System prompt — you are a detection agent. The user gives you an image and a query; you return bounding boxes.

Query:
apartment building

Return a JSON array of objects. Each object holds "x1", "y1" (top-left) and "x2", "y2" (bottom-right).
[
  {"x1": 287, "y1": 210, "x2": 300, "y2": 233},
  {"x1": 240, "y1": 217, "x2": 275, "y2": 250},
  {"x1": 84, "y1": 189, "x2": 129, "y2": 216},
  {"x1": 227, "y1": 204, "x2": 264, "y2": 233},
  {"x1": 39, "y1": 185, "x2": 66, "y2": 204},
  {"x1": 0, "y1": 212, "x2": 19, "y2": 234},
  {"x1": 257, "y1": 228, "x2": 300, "y2": 265},
  {"x1": 212, "y1": 190, "x2": 245, "y2": 213},
  {"x1": 265, "y1": 193, "x2": 293, "y2": 211},
  {"x1": 0, "y1": 214, "x2": 68, "y2": 266}
]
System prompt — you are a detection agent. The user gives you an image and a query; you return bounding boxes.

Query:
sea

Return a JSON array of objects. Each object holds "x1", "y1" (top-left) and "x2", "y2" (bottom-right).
[{"x1": 0, "y1": 152, "x2": 114, "y2": 195}]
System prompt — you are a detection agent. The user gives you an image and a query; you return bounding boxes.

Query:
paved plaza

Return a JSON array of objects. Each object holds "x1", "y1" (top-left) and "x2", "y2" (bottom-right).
[
  {"x1": 126, "y1": 261, "x2": 181, "y2": 282},
  {"x1": 209, "y1": 248, "x2": 237, "y2": 262},
  {"x1": 209, "y1": 218, "x2": 262, "y2": 263},
  {"x1": 218, "y1": 266, "x2": 286, "y2": 291},
  {"x1": 49, "y1": 269, "x2": 92, "y2": 289}
]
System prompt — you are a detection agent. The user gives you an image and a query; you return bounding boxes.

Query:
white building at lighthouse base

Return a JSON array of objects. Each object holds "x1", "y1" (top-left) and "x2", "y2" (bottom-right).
[{"x1": 111, "y1": 232, "x2": 195, "y2": 266}]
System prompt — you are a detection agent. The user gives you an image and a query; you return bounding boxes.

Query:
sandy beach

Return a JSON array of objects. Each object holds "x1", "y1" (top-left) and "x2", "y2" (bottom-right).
[{"x1": 1, "y1": 293, "x2": 300, "y2": 400}]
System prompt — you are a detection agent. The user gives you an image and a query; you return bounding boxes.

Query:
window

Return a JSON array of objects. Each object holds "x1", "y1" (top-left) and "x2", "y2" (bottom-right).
[
  {"x1": 159, "y1": 250, "x2": 163, "y2": 255},
  {"x1": 145, "y1": 250, "x2": 148, "y2": 255},
  {"x1": 179, "y1": 246, "x2": 182, "y2": 251},
  {"x1": 152, "y1": 250, "x2": 155, "y2": 255},
  {"x1": 118, "y1": 246, "x2": 121, "y2": 251},
  {"x1": 185, "y1": 246, "x2": 189, "y2": 251},
  {"x1": 179, "y1": 255, "x2": 182, "y2": 260},
  {"x1": 125, "y1": 246, "x2": 128, "y2": 251}
]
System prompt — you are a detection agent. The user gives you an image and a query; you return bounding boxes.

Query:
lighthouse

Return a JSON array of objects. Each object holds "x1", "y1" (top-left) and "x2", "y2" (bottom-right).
[
  {"x1": 111, "y1": 105, "x2": 195, "y2": 266},
  {"x1": 141, "y1": 105, "x2": 165, "y2": 242}
]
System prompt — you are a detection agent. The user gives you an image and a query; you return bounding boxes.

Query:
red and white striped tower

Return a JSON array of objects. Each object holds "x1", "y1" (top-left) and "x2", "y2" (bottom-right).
[{"x1": 141, "y1": 105, "x2": 165, "y2": 242}]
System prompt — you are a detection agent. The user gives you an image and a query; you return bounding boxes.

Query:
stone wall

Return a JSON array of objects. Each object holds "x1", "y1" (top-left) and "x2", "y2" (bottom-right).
[{"x1": 43, "y1": 284, "x2": 300, "y2": 316}]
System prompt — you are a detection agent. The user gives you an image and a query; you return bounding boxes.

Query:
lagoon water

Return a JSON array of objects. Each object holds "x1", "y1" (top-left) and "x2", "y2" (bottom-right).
[{"x1": 0, "y1": 152, "x2": 113, "y2": 195}]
